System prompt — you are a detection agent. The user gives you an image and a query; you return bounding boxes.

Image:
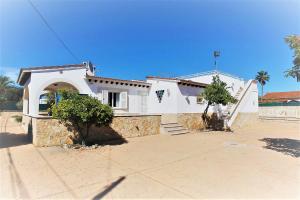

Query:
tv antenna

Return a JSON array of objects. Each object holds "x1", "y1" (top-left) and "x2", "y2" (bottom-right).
[{"x1": 213, "y1": 50, "x2": 220, "y2": 71}]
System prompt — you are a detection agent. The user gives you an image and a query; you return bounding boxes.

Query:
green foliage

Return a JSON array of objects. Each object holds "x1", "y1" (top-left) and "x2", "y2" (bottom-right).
[
  {"x1": 0, "y1": 75, "x2": 13, "y2": 105},
  {"x1": 51, "y1": 90, "x2": 114, "y2": 145},
  {"x1": 255, "y1": 70, "x2": 270, "y2": 98},
  {"x1": 202, "y1": 76, "x2": 237, "y2": 106},
  {"x1": 0, "y1": 75, "x2": 23, "y2": 110},
  {"x1": 201, "y1": 75, "x2": 237, "y2": 128},
  {"x1": 284, "y1": 35, "x2": 300, "y2": 82},
  {"x1": 12, "y1": 115, "x2": 22, "y2": 123}
]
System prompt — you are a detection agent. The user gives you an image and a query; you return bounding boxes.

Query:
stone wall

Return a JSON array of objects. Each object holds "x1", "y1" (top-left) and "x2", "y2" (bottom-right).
[
  {"x1": 259, "y1": 106, "x2": 300, "y2": 120},
  {"x1": 22, "y1": 114, "x2": 32, "y2": 134},
  {"x1": 30, "y1": 114, "x2": 161, "y2": 147},
  {"x1": 177, "y1": 113, "x2": 205, "y2": 130}
]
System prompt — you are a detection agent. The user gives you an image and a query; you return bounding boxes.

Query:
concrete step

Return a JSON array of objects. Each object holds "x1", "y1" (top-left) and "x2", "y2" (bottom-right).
[
  {"x1": 170, "y1": 130, "x2": 190, "y2": 136},
  {"x1": 162, "y1": 124, "x2": 183, "y2": 128},
  {"x1": 164, "y1": 126, "x2": 186, "y2": 131},
  {"x1": 167, "y1": 128, "x2": 189, "y2": 133},
  {"x1": 160, "y1": 122, "x2": 190, "y2": 135}
]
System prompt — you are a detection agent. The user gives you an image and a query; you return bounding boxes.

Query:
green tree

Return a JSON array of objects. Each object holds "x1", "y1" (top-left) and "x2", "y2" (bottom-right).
[
  {"x1": 51, "y1": 90, "x2": 114, "y2": 145},
  {"x1": 284, "y1": 35, "x2": 300, "y2": 82},
  {"x1": 0, "y1": 75, "x2": 14, "y2": 105},
  {"x1": 201, "y1": 75, "x2": 237, "y2": 127},
  {"x1": 255, "y1": 71, "x2": 270, "y2": 100}
]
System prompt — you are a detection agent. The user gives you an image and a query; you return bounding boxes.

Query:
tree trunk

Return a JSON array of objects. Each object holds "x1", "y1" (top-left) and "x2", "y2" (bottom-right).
[
  {"x1": 261, "y1": 85, "x2": 264, "y2": 101},
  {"x1": 202, "y1": 102, "x2": 211, "y2": 128},
  {"x1": 82, "y1": 123, "x2": 91, "y2": 146}
]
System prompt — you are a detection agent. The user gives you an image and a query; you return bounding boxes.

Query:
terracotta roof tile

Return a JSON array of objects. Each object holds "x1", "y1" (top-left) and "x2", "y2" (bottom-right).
[{"x1": 261, "y1": 91, "x2": 300, "y2": 102}]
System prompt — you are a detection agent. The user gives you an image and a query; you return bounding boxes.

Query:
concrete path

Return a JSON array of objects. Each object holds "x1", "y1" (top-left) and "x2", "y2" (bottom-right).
[{"x1": 1, "y1": 112, "x2": 300, "y2": 199}]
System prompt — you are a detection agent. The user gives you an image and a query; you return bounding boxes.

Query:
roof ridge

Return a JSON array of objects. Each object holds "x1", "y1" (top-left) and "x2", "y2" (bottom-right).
[{"x1": 176, "y1": 70, "x2": 244, "y2": 81}]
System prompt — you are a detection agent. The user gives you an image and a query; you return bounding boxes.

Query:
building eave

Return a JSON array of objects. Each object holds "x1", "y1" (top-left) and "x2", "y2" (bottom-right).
[
  {"x1": 17, "y1": 64, "x2": 86, "y2": 86},
  {"x1": 86, "y1": 75, "x2": 151, "y2": 88},
  {"x1": 146, "y1": 76, "x2": 207, "y2": 88}
]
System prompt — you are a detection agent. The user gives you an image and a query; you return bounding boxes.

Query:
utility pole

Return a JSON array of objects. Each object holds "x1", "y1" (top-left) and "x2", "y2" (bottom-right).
[{"x1": 213, "y1": 51, "x2": 220, "y2": 71}]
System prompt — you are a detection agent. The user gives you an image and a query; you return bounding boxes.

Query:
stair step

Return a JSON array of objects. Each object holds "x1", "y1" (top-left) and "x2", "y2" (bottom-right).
[
  {"x1": 171, "y1": 131, "x2": 190, "y2": 136},
  {"x1": 167, "y1": 128, "x2": 188, "y2": 133},
  {"x1": 163, "y1": 125, "x2": 183, "y2": 129},
  {"x1": 161, "y1": 122, "x2": 178, "y2": 125}
]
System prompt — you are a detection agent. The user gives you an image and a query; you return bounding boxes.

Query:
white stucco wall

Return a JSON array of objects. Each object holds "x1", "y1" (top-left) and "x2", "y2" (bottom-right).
[
  {"x1": 147, "y1": 79, "x2": 179, "y2": 114},
  {"x1": 26, "y1": 68, "x2": 92, "y2": 116},
  {"x1": 239, "y1": 81, "x2": 259, "y2": 113},
  {"x1": 88, "y1": 82, "x2": 149, "y2": 114},
  {"x1": 146, "y1": 79, "x2": 207, "y2": 114},
  {"x1": 185, "y1": 72, "x2": 246, "y2": 96},
  {"x1": 24, "y1": 67, "x2": 258, "y2": 118},
  {"x1": 177, "y1": 85, "x2": 206, "y2": 113}
]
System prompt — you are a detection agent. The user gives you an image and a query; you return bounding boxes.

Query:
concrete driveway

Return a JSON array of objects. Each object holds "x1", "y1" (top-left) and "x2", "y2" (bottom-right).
[{"x1": 1, "y1": 112, "x2": 300, "y2": 199}]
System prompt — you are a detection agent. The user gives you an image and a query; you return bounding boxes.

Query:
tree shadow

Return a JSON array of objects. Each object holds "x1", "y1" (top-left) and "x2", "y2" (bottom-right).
[
  {"x1": 0, "y1": 132, "x2": 31, "y2": 149},
  {"x1": 64, "y1": 124, "x2": 128, "y2": 147},
  {"x1": 260, "y1": 138, "x2": 300, "y2": 158},
  {"x1": 92, "y1": 176, "x2": 126, "y2": 199},
  {"x1": 202, "y1": 113, "x2": 225, "y2": 131}
]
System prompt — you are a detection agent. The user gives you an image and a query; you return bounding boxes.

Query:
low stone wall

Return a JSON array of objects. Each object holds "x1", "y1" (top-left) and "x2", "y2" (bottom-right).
[
  {"x1": 259, "y1": 106, "x2": 300, "y2": 120},
  {"x1": 22, "y1": 114, "x2": 32, "y2": 134},
  {"x1": 30, "y1": 114, "x2": 161, "y2": 147},
  {"x1": 177, "y1": 113, "x2": 205, "y2": 130}
]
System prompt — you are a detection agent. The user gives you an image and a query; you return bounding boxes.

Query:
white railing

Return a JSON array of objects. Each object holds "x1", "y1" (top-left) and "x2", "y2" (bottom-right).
[{"x1": 226, "y1": 80, "x2": 254, "y2": 127}]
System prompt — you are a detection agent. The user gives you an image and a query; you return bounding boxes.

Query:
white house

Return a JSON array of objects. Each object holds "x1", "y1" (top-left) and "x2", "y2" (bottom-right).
[{"x1": 17, "y1": 62, "x2": 258, "y2": 128}]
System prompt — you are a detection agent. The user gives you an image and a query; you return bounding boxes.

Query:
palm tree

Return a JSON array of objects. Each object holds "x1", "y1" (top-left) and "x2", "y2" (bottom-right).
[{"x1": 255, "y1": 71, "x2": 270, "y2": 101}]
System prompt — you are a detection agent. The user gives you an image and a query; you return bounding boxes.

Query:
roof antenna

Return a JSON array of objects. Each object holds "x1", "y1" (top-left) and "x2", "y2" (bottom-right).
[{"x1": 213, "y1": 50, "x2": 220, "y2": 72}]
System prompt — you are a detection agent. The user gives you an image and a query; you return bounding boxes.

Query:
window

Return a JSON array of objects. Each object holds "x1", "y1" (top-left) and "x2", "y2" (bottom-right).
[
  {"x1": 108, "y1": 92, "x2": 120, "y2": 108},
  {"x1": 197, "y1": 95, "x2": 205, "y2": 104}
]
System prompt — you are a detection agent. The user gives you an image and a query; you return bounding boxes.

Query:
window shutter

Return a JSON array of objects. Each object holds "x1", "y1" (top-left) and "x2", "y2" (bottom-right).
[
  {"x1": 120, "y1": 91, "x2": 128, "y2": 109},
  {"x1": 102, "y1": 90, "x2": 108, "y2": 104}
]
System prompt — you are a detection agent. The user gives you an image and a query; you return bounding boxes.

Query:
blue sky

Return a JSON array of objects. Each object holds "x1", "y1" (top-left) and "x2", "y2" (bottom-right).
[{"x1": 0, "y1": 0, "x2": 299, "y2": 94}]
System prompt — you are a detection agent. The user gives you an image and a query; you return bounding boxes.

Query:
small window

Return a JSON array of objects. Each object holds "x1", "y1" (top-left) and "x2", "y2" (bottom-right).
[
  {"x1": 108, "y1": 92, "x2": 120, "y2": 108},
  {"x1": 197, "y1": 95, "x2": 205, "y2": 104}
]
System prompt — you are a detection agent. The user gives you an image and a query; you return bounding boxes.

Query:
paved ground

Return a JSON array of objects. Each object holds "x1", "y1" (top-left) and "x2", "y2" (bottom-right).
[{"x1": 1, "y1": 112, "x2": 300, "y2": 199}]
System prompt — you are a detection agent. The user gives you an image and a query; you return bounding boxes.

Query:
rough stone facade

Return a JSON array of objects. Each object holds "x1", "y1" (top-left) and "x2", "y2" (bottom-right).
[
  {"x1": 177, "y1": 113, "x2": 205, "y2": 130},
  {"x1": 29, "y1": 114, "x2": 161, "y2": 147}
]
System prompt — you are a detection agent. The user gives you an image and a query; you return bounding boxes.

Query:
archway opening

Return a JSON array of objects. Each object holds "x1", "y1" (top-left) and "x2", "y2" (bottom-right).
[{"x1": 38, "y1": 82, "x2": 78, "y2": 115}]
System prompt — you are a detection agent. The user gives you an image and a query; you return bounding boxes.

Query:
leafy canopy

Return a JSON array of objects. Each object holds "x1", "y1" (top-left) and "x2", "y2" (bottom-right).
[
  {"x1": 51, "y1": 90, "x2": 114, "y2": 144},
  {"x1": 202, "y1": 75, "x2": 237, "y2": 106},
  {"x1": 284, "y1": 35, "x2": 300, "y2": 82},
  {"x1": 255, "y1": 70, "x2": 270, "y2": 86},
  {"x1": 0, "y1": 75, "x2": 23, "y2": 109}
]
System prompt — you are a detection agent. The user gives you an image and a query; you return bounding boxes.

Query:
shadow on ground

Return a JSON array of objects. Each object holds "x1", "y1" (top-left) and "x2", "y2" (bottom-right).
[
  {"x1": 0, "y1": 132, "x2": 31, "y2": 149},
  {"x1": 92, "y1": 176, "x2": 126, "y2": 199},
  {"x1": 260, "y1": 138, "x2": 300, "y2": 158}
]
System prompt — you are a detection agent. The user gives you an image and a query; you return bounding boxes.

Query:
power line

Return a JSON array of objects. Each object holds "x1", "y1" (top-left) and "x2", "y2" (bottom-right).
[{"x1": 27, "y1": 0, "x2": 81, "y2": 63}]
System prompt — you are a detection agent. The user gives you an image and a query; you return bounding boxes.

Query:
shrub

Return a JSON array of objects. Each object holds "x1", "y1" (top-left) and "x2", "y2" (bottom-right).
[{"x1": 51, "y1": 90, "x2": 114, "y2": 145}]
